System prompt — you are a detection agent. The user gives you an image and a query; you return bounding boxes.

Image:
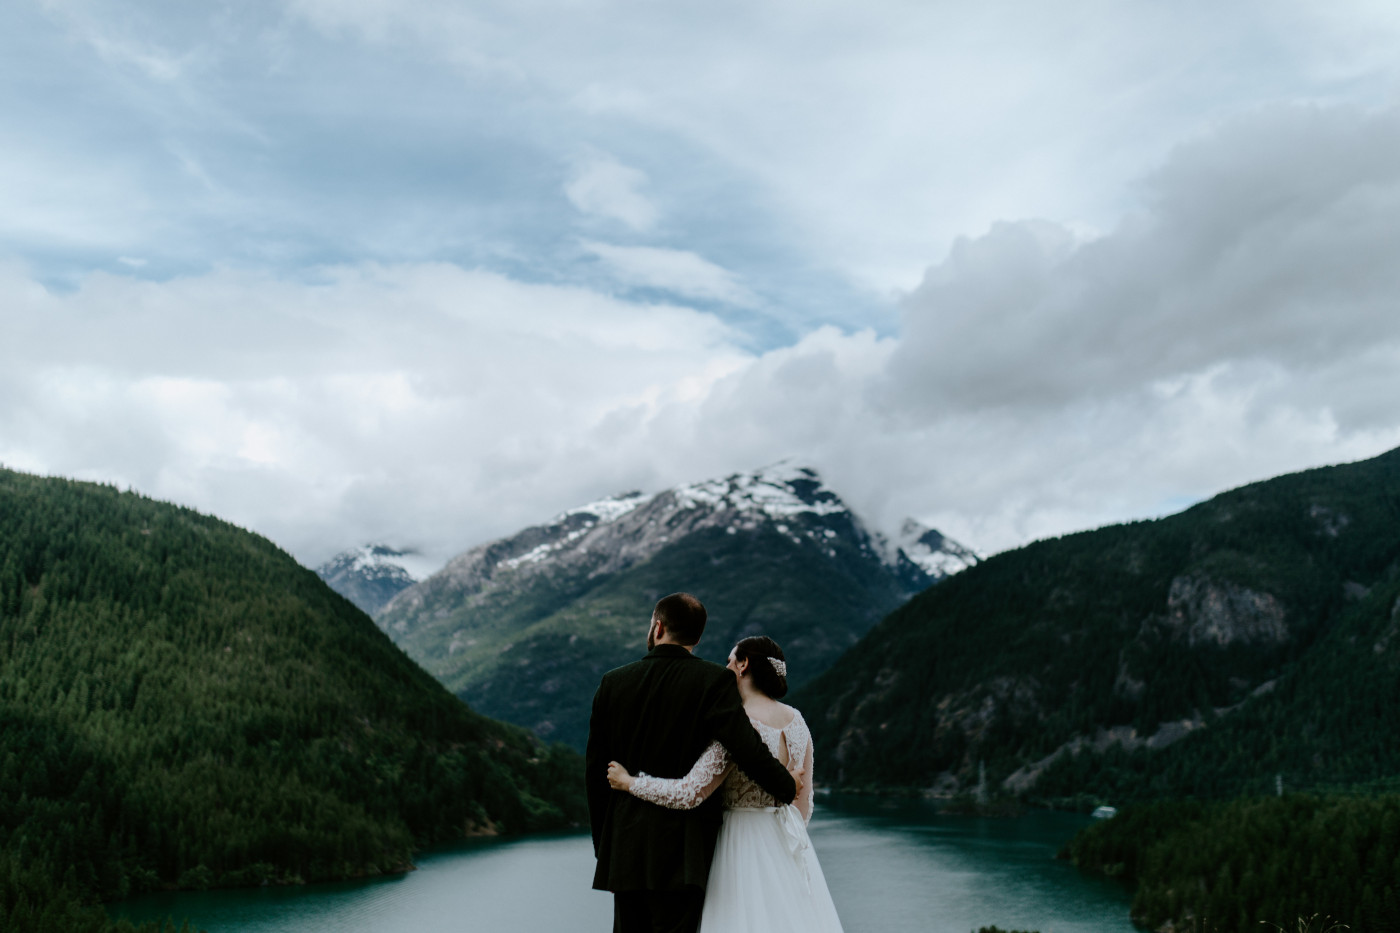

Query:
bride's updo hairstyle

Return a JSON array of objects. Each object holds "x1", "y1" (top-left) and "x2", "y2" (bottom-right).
[{"x1": 733, "y1": 635, "x2": 787, "y2": 699}]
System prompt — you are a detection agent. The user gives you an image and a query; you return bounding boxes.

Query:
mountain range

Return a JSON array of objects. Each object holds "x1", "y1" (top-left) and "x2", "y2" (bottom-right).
[
  {"x1": 794, "y1": 446, "x2": 1400, "y2": 801},
  {"x1": 352, "y1": 463, "x2": 978, "y2": 750},
  {"x1": 10, "y1": 445, "x2": 1398, "y2": 933}
]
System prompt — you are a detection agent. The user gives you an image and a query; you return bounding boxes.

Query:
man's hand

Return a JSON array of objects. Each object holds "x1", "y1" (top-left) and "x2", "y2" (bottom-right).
[{"x1": 788, "y1": 765, "x2": 806, "y2": 799}]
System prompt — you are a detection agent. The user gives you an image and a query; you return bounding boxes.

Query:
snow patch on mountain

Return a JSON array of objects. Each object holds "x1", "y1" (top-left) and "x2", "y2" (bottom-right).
[
  {"x1": 338, "y1": 544, "x2": 437, "y2": 582},
  {"x1": 383, "y1": 462, "x2": 979, "y2": 626},
  {"x1": 885, "y1": 519, "x2": 981, "y2": 578},
  {"x1": 501, "y1": 525, "x2": 596, "y2": 570},
  {"x1": 673, "y1": 462, "x2": 846, "y2": 519},
  {"x1": 499, "y1": 463, "x2": 977, "y2": 587},
  {"x1": 559, "y1": 490, "x2": 647, "y2": 525},
  {"x1": 317, "y1": 543, "x2": 443, "y2": 616}
]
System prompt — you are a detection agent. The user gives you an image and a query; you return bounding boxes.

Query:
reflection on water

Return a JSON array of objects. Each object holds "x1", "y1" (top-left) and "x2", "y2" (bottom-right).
[
  {"x1": 113, "y1": 797, "x2": 1133, "y2": 933},
  {"x1": 115, "y1": 834, "x2": 611, "y2": 933},
  {"x1": 811, "y1": 796, "x2": 1133, "y2": 933}
]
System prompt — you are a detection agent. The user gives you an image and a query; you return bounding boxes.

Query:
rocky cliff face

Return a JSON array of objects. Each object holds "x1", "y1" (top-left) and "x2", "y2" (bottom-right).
[
  {"x1": 374, "y1": 464, "x2": 977, "y2": 748},
  {"x1": 1163, "y1": 573, "x2": 1290, "y2": 647}
]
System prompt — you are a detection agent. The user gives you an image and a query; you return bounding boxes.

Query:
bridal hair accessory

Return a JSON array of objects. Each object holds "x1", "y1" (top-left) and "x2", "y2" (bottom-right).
[{"x1": 769, "y1": 657, "x2": 787, "y2": 678}]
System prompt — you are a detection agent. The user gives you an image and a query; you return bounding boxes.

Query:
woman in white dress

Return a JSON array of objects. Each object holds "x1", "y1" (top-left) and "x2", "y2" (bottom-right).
[{"x1": 606, "y1": 636, "x2": 845, "y2": 933}]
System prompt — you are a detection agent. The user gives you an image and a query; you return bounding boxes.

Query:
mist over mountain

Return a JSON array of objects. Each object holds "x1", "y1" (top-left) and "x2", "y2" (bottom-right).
[{"x1": 374, "y1": 464, "x2": 976, "y2": 749}]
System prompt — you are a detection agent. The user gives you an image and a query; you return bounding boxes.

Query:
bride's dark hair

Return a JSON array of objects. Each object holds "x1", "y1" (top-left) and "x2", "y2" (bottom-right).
[{"x1": 733, "y1": 635, "x2": 787, "y2": 699}]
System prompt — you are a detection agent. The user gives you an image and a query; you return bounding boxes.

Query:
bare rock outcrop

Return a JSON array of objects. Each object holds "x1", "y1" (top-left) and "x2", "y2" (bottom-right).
[{"x1": 1164, "y1": 573, "x2": 1289, "y2": 647}]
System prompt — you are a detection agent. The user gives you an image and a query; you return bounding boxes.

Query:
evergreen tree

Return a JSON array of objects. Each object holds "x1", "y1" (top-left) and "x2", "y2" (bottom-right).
[{"x1": 0, "y1": 469, "x2": 586, "y2": 931}]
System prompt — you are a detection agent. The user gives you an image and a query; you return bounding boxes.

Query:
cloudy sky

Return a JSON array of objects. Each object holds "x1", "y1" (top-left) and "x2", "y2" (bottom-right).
[{"x1": 4, "y1": 0, "x2": 1400, "y2": 569}]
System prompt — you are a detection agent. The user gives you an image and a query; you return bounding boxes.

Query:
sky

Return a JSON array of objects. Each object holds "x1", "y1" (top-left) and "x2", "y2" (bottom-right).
[{"x1": 3, "y1": 0, "x2": 1400, "y2": 570}]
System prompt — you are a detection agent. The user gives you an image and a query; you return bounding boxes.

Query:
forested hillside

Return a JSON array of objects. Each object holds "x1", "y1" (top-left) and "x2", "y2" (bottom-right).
[
  {"x1": 1033, "y1": 561, "x2": 1400, "y2": 803},
  {"x1": 0, "y1": 469, "x2": 584, "y2": 933},
  {"x1": 1063, "y1": 794, "x2": 1400, "y2": 931},
  {"x1": 795, "y1": 446, "x2": 1400, "y2": 798}
]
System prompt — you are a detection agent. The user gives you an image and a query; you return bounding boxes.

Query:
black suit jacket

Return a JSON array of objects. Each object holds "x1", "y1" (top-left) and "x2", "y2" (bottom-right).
[{"x1": 587, "y1": 644, "x2": 797, "y2": 892}]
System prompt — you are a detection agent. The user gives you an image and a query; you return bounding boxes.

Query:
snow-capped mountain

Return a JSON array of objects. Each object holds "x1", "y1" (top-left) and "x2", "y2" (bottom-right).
[
  {"x1": 375, "y1": 464, "x2": 975, "y2": 749},
  {"x1": 315, "y1": 544, "x2": 436, "y2": 616},
  {"x1": 883, "y1": 518, "x2": 981, "y2": 579},
  {"x1": 382, "y1": 464, "x2": 972, "y2": 629}
]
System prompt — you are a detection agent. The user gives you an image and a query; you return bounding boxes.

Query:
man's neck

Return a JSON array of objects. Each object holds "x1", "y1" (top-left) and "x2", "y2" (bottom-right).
[{"x1": 652, "y1": 639, "x2": 694, "y2": 653}]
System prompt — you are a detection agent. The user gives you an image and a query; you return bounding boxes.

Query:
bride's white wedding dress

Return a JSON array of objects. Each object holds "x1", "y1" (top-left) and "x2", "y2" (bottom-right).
[{"x1": 629, "y1": 706, "x2": 844, "y2": 933}]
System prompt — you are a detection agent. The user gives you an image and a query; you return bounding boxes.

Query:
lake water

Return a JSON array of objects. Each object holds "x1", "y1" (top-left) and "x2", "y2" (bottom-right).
[{"x1": 113, "y1": 796, "x2": 1134, "y2": 933}]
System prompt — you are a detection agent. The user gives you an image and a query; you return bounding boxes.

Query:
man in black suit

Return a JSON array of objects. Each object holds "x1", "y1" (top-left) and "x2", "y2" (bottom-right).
[{"x1": 588, "y1": 592, "x2": 800, "y2": 933}]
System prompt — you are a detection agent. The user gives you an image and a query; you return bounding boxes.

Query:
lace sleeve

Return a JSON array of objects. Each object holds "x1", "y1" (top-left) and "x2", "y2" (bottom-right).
[
  {"x1": 785, "y1": 709, "x2": 815, "y2": 824},
  {"x1": 796, "y1": 735, "x2": 814, "y2": 823},
  {"x1": 630, "y1": 742, "x2": 732, "y2": 810}
]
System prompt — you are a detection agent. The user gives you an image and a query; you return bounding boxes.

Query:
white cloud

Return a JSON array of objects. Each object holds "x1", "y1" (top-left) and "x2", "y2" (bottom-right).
[
  {"x1": 590, "y1": 103, "x2": 1400, "y2": 553},
  {"x1": 12, "y1": 0, "x2": 1400, "y2": 338},
  {"x1": 581, "y1": 240, "x2": 755, "y2": 306},
  {"x1": 565, "y1": 153, "x2": 659, "y2": 231},
  {"x1": 7, "y1": 0, "x2": 1400, "y2": 580},
  {"x1": 0, "y1": 262, "x2": 751, "y2": 565},
  {"x1": 7, "y1": 103, "x2": 1400, "y2": 568},
  {"x1": 283, "y1": 0, "x2": 1400, "y2": 292}
]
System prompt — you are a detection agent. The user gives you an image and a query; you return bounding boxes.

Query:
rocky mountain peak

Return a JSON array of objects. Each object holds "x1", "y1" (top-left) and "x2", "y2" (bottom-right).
[
  {"x1": 669, "y1": 462, "x2": 847, "y2": 519},
  {"x1": 392, "y1": 464, "x2": 975, "y2": 619},
  {"x1": 883, "y1": 517, "x2": 981, "y2": 578},
  {"x1": 316, "y1": 543, "x2": 434, "y2": 616}
]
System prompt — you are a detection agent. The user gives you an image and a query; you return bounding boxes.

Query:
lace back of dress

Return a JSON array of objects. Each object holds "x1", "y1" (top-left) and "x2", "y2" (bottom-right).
[{"x1": 723, "y1": 710, "x2": 811, "y2": 810}]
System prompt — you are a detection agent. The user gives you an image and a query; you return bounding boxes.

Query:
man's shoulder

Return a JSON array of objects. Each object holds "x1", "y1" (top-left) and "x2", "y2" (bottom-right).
[
  {"x1": 688, "y1": 655, "x2": 732, "y2": 681},
  {"x1": 599, "y1": 650, "x2": 729, "y2": 686},
  {"x1": 600, "y1": 656, "x2": 651, "y2": 684}
]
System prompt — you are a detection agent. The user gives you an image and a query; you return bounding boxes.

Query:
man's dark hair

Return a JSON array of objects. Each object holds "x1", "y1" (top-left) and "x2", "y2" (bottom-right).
[{"x1": 653, "y1": 592, "x2": 707, "y2": 646}]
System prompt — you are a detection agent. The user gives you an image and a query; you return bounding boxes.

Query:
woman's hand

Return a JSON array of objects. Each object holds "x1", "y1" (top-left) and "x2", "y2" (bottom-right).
[
  {"x1": 606, "y1": 761, "x2": 634, "y2": 791},
  {"x1": 788, "y1": 764, "x2": 805, "y2": 798}
]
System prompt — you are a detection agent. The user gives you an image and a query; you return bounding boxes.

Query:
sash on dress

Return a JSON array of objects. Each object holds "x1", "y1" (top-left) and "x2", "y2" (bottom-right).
[{"x1": 730, "y1": 804, "x2": 812, "y2": 891}]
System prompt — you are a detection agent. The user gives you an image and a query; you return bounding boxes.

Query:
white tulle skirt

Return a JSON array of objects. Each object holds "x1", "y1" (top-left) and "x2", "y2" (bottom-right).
[{"x1": 698, "y1": 806, "x2": 845, "y2": 933}]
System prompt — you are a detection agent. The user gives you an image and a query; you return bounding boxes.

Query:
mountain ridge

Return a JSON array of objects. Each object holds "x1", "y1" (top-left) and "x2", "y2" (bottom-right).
[
  {"x1": 374, "y1": 463, "x2": 977, "y2": 749},
  {"x1": 793, "y1": 446, "x2": 1400, "y2": 800}
]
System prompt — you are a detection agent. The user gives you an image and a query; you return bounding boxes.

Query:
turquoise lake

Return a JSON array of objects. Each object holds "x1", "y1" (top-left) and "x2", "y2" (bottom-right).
[{"x1": 113, "y1": 796, "x2": 1135, "y2": 932}]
